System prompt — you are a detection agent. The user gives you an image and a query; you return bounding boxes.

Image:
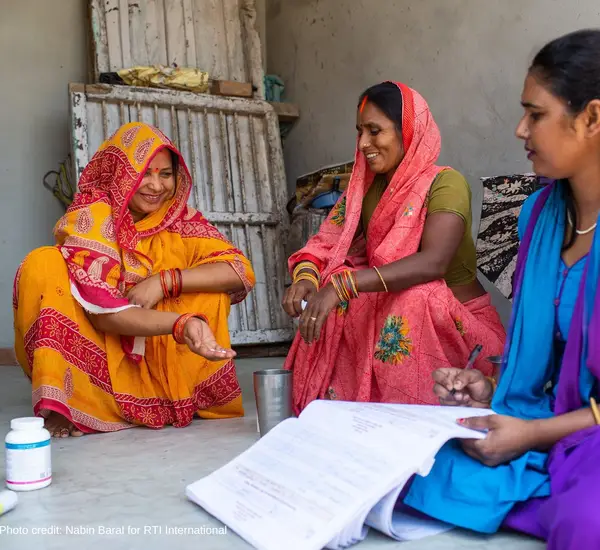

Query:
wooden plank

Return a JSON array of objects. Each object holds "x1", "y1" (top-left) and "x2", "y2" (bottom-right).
[
  {"x1": 118, "y1": 0, "x2": 131, "y2": 67},
  {"x1": 164, "y1": 0, "x2": 186, "y2": 66},
  {"x1": 222, "y1": 0, "x2": 245, "y2": 82},
  {"x1": 144, "y1": 0, "x2": 168, "y2": 66},
  {"x1": 89, "y1": 0, "x2": 110, "y2": 77},
  {"x1": 69, "y1": 84, "x2": 90, "y2": 180},
  {"x1": 192, "y1": 0, "x2": 225, "y2": 79},
  {"x1": 105, "y1": 0, "x2": 124, "y2": 71},
  {"x1": 211, "y1": 80, "x2": 253, "y2": 98},
  {"x1": 83, "y1": 83, "x2": 270, "y2": 115},
  {"x1": 181, "y1": 0, "x2": 197, "y2": 67},
  {"x1": 240, "y1": 0, "x2": 265, "y2": 98},
  {"x1": 269, "y1": 102, "x2": 300, "y2": 123}
]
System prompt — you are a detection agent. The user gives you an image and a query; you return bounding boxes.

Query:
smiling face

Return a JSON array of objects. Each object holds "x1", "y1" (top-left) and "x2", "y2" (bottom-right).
[
  {"x1": 356, "y1": 101, "x2": 405, "y2": 182},
  {"x1": 128, "y1": 149, "x2": 176, "y2": 222},
  {"x1": 515, "y1": 73, "x2": 593, "y2": 179}
]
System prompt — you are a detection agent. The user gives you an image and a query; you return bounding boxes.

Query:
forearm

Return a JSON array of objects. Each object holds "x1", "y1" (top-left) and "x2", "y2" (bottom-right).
[
  {"x1": 88, "y1": 308, "x2": 179, "y2": 337},
  {"x1": 530, "y1": 408, "x2": 596, "y2": 451},
  {"x1": 181, "y1": 263, "x2": 245, "y2": 293},
  {"x1": 354, "y1": 252, "x2": 446, "y2": 293}
]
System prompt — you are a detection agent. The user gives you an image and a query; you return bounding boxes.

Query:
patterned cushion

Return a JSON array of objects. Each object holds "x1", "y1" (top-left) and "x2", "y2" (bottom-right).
[{"x1": 476, "y1": 174, "x2": 550, "y2": 299}]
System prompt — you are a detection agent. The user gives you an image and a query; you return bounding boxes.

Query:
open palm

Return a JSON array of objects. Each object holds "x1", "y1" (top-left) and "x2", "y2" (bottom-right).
[{"x1": 184, "y1": 318, "x2": 236, "y2": 361}]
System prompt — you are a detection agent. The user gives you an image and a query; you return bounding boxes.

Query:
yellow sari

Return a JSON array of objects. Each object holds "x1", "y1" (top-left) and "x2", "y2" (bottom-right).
[{"x1": 13, "y1": 122, "x2": 255, "y2": 432}]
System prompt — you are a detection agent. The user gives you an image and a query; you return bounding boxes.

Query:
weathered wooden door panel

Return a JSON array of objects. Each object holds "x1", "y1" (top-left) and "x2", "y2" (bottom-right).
[
  {"x1": 70, "y1": 83, "x2": 292, "y2": 345},
  {"x1": 89, "y1": 0, "x2": 264, "y2": 97}
]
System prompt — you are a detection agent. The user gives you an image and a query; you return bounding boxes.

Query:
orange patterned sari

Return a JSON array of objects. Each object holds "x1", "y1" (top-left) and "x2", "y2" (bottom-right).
[{"x1": 13, "y1": 122, "x2": 255, "y2": 432}]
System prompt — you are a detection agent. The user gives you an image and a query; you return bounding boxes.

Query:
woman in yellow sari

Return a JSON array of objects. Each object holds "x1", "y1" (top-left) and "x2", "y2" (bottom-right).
[{"x1": 13, "y1": 122, "x2": 255, "y2": 437}]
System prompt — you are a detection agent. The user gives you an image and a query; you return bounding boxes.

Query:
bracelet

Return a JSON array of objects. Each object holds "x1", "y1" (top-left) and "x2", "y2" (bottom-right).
[
  {"x1": 159, "y1": 270, "x2": 171, "y2": 298},
  {"x1": 330, "y1": 270, "x2": 359, "y2": 303},
  {"x1": 172, "y1": 313, "x2": 209, "y2": 344},
  {"x1": 590, "y1": 397, "x2": 600, "y2": 425},
  {"x1": 170, "y1": 268, "x2": 182, "y2": 298},
  {"x1": 342, "y1": 270, "x2": 359, "y2": 299},
  {"x1": 160, "y1": 269, "x2": 183, "y2": 299},
  {"x1": 295, "y1": 272, "x2": 319, "y2": 289},
  {"x1": 373, "y1": 266, "x2": 388, "y2": 293},
  {"x1": 293, "y1": 261, "x2": 321, "y2": 284}
]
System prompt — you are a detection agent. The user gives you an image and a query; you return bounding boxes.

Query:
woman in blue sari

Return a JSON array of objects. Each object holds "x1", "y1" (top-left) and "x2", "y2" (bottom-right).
[{"x1": 402, "y1": 30, "x2": 600, "y2": 549}]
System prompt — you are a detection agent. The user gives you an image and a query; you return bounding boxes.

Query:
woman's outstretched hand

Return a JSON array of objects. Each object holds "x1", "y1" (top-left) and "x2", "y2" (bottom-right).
[
  {"x1": 282, "y1": 280, "x2": 318, "y2": 318},
  {"x1": 298, "y1": 283, "x2": 340, "y2": 344},
  {"x1": 432, "y1": 368, "x2": 494, "y2": 408},
  {"x1": 184, "y1": 317, "x2": 236, "y2": 361}
]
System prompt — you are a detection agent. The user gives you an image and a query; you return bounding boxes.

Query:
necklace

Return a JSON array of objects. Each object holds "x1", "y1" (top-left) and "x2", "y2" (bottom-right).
[{"x1": 567, "y1": 211, "x2": 597, "y2": 235}]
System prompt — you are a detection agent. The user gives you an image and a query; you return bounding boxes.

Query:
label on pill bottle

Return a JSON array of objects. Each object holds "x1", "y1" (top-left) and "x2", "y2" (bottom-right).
[{"x1": 5, "y1": 441, "x2": 52, "y2": 485}]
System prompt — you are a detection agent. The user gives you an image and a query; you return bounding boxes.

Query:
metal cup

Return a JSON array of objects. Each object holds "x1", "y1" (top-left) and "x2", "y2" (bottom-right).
[
  {"x1": 487, "y1": 355, "x2": 503, "y2": 376},
  {"x1": 253, "y1": 369, "x2": 293, "y2": 437}
]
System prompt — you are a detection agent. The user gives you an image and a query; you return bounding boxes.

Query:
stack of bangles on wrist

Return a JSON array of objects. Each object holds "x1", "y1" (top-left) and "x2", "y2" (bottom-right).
[
  {"x1": 172, "y1": 313, "x2": 209, "y2": 344},
  {"x1": 160, "y1": 268, "x2": 183, "y2": 298},
  {"x1": 331, "y1": 270, "x2": 359, "y2": 302},
  {"x1": 292, "y1": 261, "x2": 321, "y2": 289}
]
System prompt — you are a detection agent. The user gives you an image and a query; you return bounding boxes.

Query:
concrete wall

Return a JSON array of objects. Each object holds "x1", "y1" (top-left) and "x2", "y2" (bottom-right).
[
  {"x1": 267, "y1": 0, "x2": 600, "y2": 324},
  {"x1": 0, "y1": 0, "x2": 88, "y2": 347}
]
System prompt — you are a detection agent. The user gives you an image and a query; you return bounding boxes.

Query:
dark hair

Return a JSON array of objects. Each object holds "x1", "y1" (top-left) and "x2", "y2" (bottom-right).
[
  {"x1": 358, "y1": 82, "x2": 403, "y2": 132},
  {"x1": 530, "y1": 29, "x2": 600, "y2": 249},
  {"x1": 169, "y1": 149, "x2": 179, "y2": 177}
]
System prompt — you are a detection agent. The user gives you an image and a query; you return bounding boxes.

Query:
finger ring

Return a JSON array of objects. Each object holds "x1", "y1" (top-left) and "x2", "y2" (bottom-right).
[{"x1": 310, "y1": 317, "x2": 317, "y2": 321}]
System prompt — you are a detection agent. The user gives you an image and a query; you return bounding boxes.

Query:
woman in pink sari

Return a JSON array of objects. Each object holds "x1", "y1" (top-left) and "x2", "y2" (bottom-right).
[{"x1": 282, "y1": 81, "x2": 506, "y2": 413}]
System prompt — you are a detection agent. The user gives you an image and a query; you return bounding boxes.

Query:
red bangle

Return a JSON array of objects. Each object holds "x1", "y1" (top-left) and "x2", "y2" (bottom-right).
[
  {"x1": 159, "y1": 270, "x2": 170, "y2": 298},
  {"x1": 173, "y1": 268, "x2": 182, "y2": 297},
  {"x1": 170, "y1": 268, "x2": 178, "y2": 298},
  {"x1": 172, "y1": 313, "x2": 209, "y2": 344},
  {"x1": 160, "y1": 269, "x2": 183, "y2": 299}
]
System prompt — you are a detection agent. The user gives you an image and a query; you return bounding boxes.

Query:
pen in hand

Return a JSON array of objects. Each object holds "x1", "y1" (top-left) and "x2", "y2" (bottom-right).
[{"x1": 450, "y1": 344, "x2": 483, "y2": 396}]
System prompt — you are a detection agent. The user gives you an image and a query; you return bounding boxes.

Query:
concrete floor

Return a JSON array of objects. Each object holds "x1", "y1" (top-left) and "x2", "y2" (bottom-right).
[{"x1": 0, "y1": 360, "x2": 545, "y2": 550}]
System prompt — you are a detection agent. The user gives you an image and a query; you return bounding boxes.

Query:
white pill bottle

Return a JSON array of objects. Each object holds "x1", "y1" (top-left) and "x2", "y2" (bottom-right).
[{"x1": 5, "y1": 417, "x2": 52, "y2": 491}]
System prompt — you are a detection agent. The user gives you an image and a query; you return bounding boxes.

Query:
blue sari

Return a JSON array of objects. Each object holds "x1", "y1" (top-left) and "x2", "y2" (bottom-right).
[{"x1": 403, "y1": 181, "x2": 600, "y2": 533}]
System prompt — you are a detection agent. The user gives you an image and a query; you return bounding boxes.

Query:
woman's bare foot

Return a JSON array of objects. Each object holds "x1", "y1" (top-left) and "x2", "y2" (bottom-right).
[{"x1": 44, "y1": 412, "x2": 84, "y2": 438}]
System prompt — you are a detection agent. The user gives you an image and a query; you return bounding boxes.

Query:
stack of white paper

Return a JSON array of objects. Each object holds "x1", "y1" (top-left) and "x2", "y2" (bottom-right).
[{"x1": 186, "y1": 401, "x2": 493, "y2": 550}]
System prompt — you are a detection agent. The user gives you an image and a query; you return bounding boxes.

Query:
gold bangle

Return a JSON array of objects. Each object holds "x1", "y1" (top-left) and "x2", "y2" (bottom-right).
[
  {"x1": 295, "y1": 273, "x2": 319, "y2": 289},
  {"x1": 373, "y1": 266, "x2": 388, "y2": 292},
  {"x1": 590, "y1": 397, "x2": 600, "y2": 425},
  {"x1": 330, "y1": 274, "x2": 349, "y2": 303},
  {"x1": 346, "y1": 271, "x2": 359, "y2": 298},
  {"x1": 486, "y1": 376, "x2": 497, "y2": 393},
  {"x1": 293, "y1": 261, "x2": 320, "y2": 283}
]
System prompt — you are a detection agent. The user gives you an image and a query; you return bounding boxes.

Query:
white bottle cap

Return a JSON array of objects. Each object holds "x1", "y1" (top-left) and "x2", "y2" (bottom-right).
[
  {"x1": 10, "y1": 417, "x2": 44, "y2": 431},
  {"x1": 0, "y1": 490, "x2": 18, "y2": 510}
]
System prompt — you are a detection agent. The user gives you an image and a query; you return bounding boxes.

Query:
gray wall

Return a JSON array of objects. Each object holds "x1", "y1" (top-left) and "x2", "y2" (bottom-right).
[
  {"x1": 267, "y1": 0, "x2": 600, "y2": 324},
  {"x1": 0, "y1": 0, "x2": 88, "y2": 346}
]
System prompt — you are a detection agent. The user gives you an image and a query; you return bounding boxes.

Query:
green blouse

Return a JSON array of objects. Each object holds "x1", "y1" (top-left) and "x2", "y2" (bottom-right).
[{"x1": 360, "y1": 169, "x2": 477, "y2": 286}]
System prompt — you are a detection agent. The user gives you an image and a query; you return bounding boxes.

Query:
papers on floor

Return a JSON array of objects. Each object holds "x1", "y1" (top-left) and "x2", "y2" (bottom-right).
[{"x1": 186, "y1": 400, "x2": 493, "y2": 550}]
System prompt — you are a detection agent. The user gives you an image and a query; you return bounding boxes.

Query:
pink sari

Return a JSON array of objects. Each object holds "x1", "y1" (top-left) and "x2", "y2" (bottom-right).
[{"x1": 284, "y1": 82, "x2": 506, "y2": 414}]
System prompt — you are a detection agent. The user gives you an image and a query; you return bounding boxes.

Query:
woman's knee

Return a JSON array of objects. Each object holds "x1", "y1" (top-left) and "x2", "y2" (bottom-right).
[{"x1": 17, "y1": 246, "x2": 68, "y2": 288}]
